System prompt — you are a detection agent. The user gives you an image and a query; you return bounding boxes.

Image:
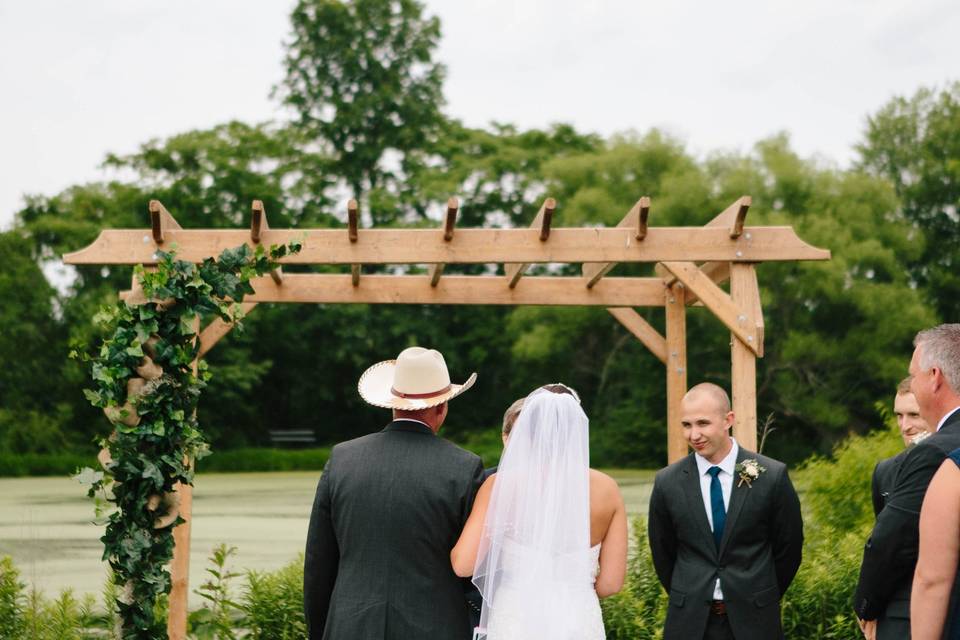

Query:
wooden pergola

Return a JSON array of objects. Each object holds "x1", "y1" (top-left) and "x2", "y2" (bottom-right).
[{"x1": 64, "y1": 194, "x2": 829, "y2": 638}]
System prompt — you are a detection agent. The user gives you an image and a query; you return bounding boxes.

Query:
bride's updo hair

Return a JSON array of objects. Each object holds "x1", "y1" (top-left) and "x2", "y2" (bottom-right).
[{"x1": 538, "y1": 383, "x2": 581, "y2": 403}]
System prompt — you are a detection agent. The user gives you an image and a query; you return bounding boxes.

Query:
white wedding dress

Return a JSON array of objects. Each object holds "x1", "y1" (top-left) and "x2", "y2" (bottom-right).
[
  {"x1": 472, "y1": 388, "x2": 606, "y2": 640},
  {"x1": 481, "y1": 542, "x2": 605, "y2": 640}
]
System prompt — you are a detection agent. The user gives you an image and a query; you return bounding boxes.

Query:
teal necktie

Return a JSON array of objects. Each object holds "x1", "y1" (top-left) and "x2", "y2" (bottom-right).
[{"x1": 707, "y1": 466, "x2": 726, "y2": 549}]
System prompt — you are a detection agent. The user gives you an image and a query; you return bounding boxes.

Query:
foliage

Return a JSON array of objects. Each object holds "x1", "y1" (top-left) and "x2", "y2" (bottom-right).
[
  {"x1": 74, "y1": 241, "x2": 300, "y2": 638},
  {"x1": 858, "y1": 81, "x2": 960, "y2": 320},
  {"x1": 190, "y1": 545, "x2": 242, "y2": 640},
  {"x1": 0, "y1": 557, "x2": 26, "y2": 640},
  {"x1": 243, "y1": 560, "x2": 308, "y2": 639},
  {"x1": 278, "y1": 0, "x2": 446, "y2": 201}
]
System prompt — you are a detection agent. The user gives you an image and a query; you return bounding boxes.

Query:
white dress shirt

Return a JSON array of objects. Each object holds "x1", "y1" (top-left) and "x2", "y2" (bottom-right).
[
  {"x1": 694, "y1": 438, "x2": 739, "y2": 599},
  {"x1": 936, "y1": 406, "x2": 960, "y2": 431}
]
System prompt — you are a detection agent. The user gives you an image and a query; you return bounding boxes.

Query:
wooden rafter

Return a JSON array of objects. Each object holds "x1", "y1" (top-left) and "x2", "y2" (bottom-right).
[
  {"x1": 149, "y1": 200, "x2": 181, "y2": 244},
  {"x1": 504, "y1": 198, "x2": 555, "y2": 288},
  {"x1": 428, "y1": 197, "x2": 459, "y2": 287},
  {"x1": 582, "y1": 196, "x2": 651, "y2": 288},
  {"x1": 347, "y1": 199, "x2": 360, "y2": 286},
  {"x1": 250, "y1": 200, "x2": 283, "y2": 285}
]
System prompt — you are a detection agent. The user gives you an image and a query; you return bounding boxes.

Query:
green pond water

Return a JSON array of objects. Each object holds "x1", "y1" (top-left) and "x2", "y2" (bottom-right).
[{"x1": 0, "y1": 470, "x2": 653, "y2": 607}]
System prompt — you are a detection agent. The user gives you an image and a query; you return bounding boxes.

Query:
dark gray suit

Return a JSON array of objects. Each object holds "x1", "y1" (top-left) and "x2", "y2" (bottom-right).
[
  {"x1": 870, "y1": 451, "x2": 912, "y2": 640},
  {"x1": 855, "y1": 410, "x2": 960, "y2": 634},
  {"x1": 304, "y1": 420, "x2": 485, "y2": 640},
  {"x1": 648, "y1": 447, "x2": 804, "y2": 640}
]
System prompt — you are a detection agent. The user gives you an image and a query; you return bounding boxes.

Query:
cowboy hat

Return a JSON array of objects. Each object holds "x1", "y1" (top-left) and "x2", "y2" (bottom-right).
[{"x1": 358, "y1": 346, "x2": 477, "y2": 410}]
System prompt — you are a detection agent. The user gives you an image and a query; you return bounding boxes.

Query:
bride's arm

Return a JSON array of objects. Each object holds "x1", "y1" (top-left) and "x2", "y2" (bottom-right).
[
  {"x1": 595, "y1": 482, "x2": 628, "y2": 598},
  {"x1": 451, "y1": 474, "x2": 496, "y2": 577}
]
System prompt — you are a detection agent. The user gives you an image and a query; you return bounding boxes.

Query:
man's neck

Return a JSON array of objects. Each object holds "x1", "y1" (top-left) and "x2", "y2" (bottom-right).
[{"x1": 393, "y1": 416, "x2": 440, "y2": 434}]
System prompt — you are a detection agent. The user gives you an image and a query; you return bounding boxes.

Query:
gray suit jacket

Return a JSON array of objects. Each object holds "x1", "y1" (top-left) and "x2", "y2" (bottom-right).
[
  {"x1": 304, "y1": 420, "x2": 485, "y2": 640},
  {"x1": 648, "y1": 447, "x2": 804, "y2": 640}
]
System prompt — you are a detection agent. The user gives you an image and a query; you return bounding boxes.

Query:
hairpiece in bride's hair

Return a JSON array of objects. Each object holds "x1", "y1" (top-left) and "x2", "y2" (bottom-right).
[{"x1": 538, "y1": 382, "x2": 581, "y2": 403}]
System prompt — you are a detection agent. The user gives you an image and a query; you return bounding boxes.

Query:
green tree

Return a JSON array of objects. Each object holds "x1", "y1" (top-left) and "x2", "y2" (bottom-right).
[
  {"x1": 277, "y1": 0, "x2": 446, "y2": 212},
  {"x1": 0, "y1": 231, "x2": 72, "y2": 453},
  {"x1": 857, "y1": 82, "x2": 960, "y2": 320}
]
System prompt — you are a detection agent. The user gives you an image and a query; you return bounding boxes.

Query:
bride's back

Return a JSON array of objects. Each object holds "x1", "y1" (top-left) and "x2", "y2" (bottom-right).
[{"x1": 589, "y1": 468, "x2": 622, "y2": 547}]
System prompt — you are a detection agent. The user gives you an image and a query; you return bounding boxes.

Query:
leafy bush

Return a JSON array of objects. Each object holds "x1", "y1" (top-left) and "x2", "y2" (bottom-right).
[{"x1": 0, "y1": 556, "x2": 26, "y2": 640}]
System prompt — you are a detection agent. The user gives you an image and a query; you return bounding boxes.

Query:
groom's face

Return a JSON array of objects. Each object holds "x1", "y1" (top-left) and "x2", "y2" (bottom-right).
[{"x1": 680, "y1": 393, "x2": 734, "y2": 463}]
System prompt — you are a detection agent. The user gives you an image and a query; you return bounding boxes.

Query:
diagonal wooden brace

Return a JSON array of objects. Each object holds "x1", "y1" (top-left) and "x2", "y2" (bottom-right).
[
  {"x1": 659, "y1": 261, "x2": 763, "y2": 356},
  {"x1": 198, "y1": 302, "x2": 259, "y2": 358},
  {"x1": 607, "y1": 307, "x2": 667, "y2": 364}
]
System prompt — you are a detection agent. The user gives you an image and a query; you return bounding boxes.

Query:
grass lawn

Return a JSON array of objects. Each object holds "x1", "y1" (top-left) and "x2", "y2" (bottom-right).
[{"x1": 0, "y1": 469, "x2": 654, "y2": 606}]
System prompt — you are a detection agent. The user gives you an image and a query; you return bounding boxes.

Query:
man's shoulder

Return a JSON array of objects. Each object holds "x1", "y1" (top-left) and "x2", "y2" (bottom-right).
[
  {"x1": 654, "y1": 454, "x2": 694, "y2": 482},
  {"x1": 751, "y1": 451, "x2": 788, "y2": 474},
  {"x1": 435, "y1": 435, "x2": 483, "y2": 465}
]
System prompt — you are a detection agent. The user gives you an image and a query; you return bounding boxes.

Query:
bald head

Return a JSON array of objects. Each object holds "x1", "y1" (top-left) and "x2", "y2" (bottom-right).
[{"x1": 683, "y1": 383, "x2": 731, "y2": 414}]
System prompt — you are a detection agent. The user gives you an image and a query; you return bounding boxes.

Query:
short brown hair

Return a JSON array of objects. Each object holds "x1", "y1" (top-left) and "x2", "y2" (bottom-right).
[{"x1": 896, "y1": 377, "x2": 913, "y2": 395}]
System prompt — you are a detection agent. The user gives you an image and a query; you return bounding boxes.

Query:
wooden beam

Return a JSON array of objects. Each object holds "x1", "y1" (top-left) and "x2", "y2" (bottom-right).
[
  {"x1": 504, "y1": 198, "x2": 556, "y2": 288},
  {"x1": 348, "y1": 200, "x2": 360, "y2": 286},
  {"x1": 63, "y1": 225, "x2": 831, "y2": 266},
  {"x1": 428, "y1": 197, "x2": 459, "y2": 287},
  {"x1": 607, "y1": 308, "x2": 667, "y2": 364},
  {"x1": 665, "y1": 284, "x2": 688, "y2": 464},
  {"x1": 124, "y1": 274, "x2": 667, "y2": 307},
  {"x1": 659, "y1": 262, "x2": 762, "y2": 356},
  {"x1": 198, "y1": 302, "x2": 258, "y2": 358},
  {"x1": 582, "y1": 196, "x2": 651, "y2": 288},
  {"x1": 656, "y1": 260, "x2": 731, "y2": 303},
  {"x1": 149, "y1": 200, "x2": 181, "y2": 244},
  {"x1": 730, "y1": 263, "x2": 763, "y2": 451}
]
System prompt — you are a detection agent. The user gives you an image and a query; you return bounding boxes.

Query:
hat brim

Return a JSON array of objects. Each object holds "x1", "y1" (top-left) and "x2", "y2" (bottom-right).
[{"x1": 358, "y1": 359, "x2": 477, "y2": 410}]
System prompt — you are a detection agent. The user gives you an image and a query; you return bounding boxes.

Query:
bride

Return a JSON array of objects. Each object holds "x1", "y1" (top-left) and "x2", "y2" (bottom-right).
[{"x1": 451, "y1": 384, "x2": 628, "y2": 640}]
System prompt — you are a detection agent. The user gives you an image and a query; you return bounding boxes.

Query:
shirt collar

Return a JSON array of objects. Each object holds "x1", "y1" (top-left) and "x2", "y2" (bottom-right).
[
  {"x1": 937, "y1": 406, "x2": 960, "y2": 432},
  {"x1": 695, "y1": 438, "x2": 739, "y2": 476}
]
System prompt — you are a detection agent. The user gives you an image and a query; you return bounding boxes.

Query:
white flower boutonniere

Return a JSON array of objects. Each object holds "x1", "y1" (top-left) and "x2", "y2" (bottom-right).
[
  {"x1": 910, "y1": 431, "x2": 933, "y2": 446},
  {"x1": 735, "y1": 459, "x2": 766, "y2": 488}
]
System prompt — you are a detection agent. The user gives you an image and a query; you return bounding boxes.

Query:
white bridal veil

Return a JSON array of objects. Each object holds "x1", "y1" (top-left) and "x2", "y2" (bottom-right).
[{"x1": 471, "y1": 386, "x2": 592, "y2": 639}]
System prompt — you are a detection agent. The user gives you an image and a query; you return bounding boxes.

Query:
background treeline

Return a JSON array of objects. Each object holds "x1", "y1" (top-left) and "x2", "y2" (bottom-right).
[{"x1": 1, "y1": 0, "x2": 958, "y2": 468}]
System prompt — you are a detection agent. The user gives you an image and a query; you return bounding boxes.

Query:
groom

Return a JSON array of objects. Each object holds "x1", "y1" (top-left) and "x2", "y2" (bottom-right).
[
  {"x1": 303, "y1": 347, "x2": 485, "y2": 639},
  {"x1": 648, "y1": 383, "x2": 804, "y2": 640}
]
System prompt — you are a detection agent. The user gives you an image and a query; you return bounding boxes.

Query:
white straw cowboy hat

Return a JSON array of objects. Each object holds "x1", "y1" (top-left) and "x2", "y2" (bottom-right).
[{"x1": 358, "y1": 347, "x2": 477, "y2": 410}]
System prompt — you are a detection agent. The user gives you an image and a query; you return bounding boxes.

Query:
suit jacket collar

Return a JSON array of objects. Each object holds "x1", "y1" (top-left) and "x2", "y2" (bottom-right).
[
  {"x1": 938, "y1": 406, "x2": 960, "y2": 432},
  {"x1": 681, "y1": 455, "x2": 719, "y2": 558},
  {"x1": 383, "y1": 419, "x2": 435, "y2": 436}
]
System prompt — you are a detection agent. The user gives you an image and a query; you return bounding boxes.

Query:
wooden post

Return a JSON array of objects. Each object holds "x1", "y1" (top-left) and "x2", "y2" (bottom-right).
[
  {"x1": 665, "y1": 283, "x2": 688, "y2": 463},
  {"x1": 168, "y1": 318, "x2": 200, "y2": 640},
  {"x1": 730, "y1": 263, "x2": 763, "y2": 452}
]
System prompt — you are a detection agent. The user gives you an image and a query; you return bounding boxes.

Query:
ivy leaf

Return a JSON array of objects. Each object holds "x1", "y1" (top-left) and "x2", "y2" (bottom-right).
[
  {"x1": 74, "y1": 467, "x2": 104, "y2": 486},
  {"x1": 140, "y1": 461, "x2": 164, "y2": 488},
  {"x1": 83, "y1": 389, "x2": 102, "y2": 405}
]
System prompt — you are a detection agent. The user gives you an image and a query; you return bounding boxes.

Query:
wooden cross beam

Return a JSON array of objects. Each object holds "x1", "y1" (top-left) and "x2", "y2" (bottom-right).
[
  {"x1": 428, "y1": 197, "x2": 459, "y2": 287},
  {"x1": 582, "y1": 196, "x2": 651, "y2": 288},
  {"x1": 503, "y1": 198, "x2": 556, "y2": 288},
  {"x1": 122, "y1": 274, "x2": 666, "y2": 307},
  {"x1": 65, "y1": 224, "x2": 828, "y2": 266}
]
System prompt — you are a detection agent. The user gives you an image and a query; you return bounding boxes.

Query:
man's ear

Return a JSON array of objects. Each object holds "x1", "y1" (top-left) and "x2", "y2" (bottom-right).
[
  {"x1": 932, "y1": 367, "x2": 944, "y2": 393},
  {"x1": 725, "y1": 411, "x2": 735, "y2": 430}
]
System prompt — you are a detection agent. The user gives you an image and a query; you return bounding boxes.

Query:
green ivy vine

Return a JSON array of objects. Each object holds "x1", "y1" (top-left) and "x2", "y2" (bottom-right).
[{"x1": 74, "y1": 240, "x2": 300, "y2": 638}]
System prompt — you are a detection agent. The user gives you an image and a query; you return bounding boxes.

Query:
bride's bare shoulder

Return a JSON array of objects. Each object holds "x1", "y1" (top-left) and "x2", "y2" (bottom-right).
[{"x1": 589, "y1": 469, "x2": 621, "y2": 497}]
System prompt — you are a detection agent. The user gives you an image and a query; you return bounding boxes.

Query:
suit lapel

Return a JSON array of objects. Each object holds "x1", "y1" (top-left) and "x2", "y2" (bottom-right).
[
  {"x1": 680, "y1": 455, "x2": 718, "y2": 558},
  {"x1": 718, "y1": 447, "x2": 752, "y2": 557}
]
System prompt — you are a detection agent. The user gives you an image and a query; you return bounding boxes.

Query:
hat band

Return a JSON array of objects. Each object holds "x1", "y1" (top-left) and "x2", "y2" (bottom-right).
[{"x1": 391, "y1": 385, "x2": 452, "y2": 399}]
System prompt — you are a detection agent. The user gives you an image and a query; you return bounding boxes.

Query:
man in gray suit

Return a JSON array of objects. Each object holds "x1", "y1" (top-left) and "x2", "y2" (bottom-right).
[
  {"x1": 648, "y1": 383, "x2": 804, "y2": 640},
  {"x1": 304, "y1": 347, "x2": 485, "y2": 640}
]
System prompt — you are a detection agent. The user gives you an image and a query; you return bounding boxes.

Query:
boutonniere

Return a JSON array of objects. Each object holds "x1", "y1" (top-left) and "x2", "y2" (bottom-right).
[
  {"x1": 910, "y1": 431, "x2": 933, "y2": 446},
  {"x1": 735, "y1": 459, "x2": 766, "y2": 488}
]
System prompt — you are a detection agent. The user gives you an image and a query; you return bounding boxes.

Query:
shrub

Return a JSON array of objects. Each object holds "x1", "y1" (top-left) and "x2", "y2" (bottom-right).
[
  {"x1": 242, "y1": 559, "x2": 307, "y2": 639},
  {"x1": 0, "y1": 556, "x2": 26, "y2": 640}
]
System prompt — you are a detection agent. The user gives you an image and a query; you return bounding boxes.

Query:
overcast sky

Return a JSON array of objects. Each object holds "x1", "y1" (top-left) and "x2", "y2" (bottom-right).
[{"x1": 2, "y1": 0, "x2": 959, "y2": 230}]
